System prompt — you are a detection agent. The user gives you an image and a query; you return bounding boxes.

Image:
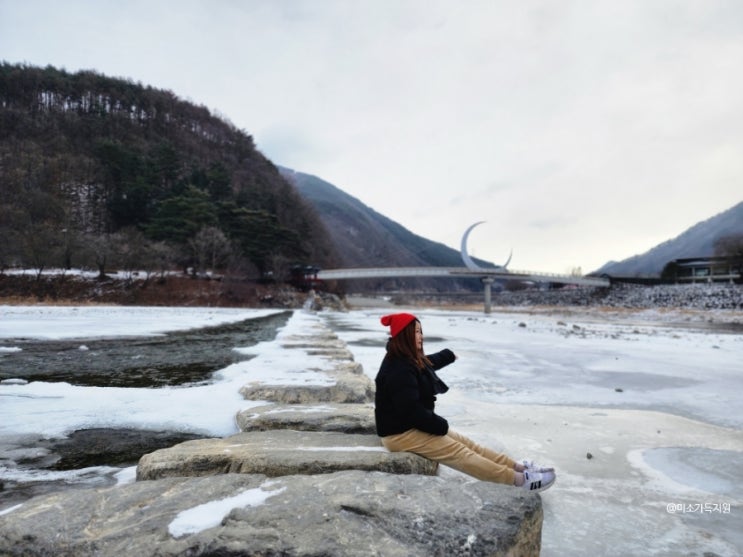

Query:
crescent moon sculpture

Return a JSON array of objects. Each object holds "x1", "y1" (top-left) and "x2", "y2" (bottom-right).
[{"x1": 460, "y1": 221, "x2": 512, "y2": 271}]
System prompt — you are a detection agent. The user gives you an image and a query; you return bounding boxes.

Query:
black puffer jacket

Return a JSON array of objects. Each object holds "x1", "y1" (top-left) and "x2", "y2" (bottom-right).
[{"x1": 374, "y1": 348, "x2": 456, "y2": 437}]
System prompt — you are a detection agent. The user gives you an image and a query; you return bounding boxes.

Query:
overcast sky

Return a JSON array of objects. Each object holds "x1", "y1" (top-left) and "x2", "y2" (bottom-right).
[{"x1": 2, "y1": 1, "x2": 742, "y2": 273}]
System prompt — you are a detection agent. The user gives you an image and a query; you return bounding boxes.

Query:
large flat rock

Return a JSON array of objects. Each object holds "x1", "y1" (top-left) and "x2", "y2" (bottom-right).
[
  {"x1": 0, "y1": 471, "x2": 543, "y2": 557},
  {"x1": 239, "y1": 361, "x2": 375, "y2": 403},
  {"x1": 137, "y1": 430, "x2": 437, "y2": 480},
  {"x1": 235, "y1": 402, "x2": 376, "y2": 433}
]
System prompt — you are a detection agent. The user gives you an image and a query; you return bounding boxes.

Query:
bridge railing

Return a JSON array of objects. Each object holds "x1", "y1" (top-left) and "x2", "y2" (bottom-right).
[{"x1": 316, "y1": 266, "x2": 609, "y2": 286}]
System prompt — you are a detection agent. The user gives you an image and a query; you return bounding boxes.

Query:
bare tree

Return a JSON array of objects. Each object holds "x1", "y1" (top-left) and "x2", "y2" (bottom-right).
[
  {"x1": 58, "y1": 225, "x2": 83, "y2": 271},
  {"x1": 110, "y1": 227, "x2": 150, "y2": 282},
  {"x1": 189, "y1": 226, "x2": 231, "y2": 278},
  {"x1": 146, "y1": 241, "x2": 178, "y2": 281},
  {"x1": 714, "y1": 234, "x2": 743, "y2": 279},
  {"x1": 0, "y1": 228, "x2": 19, "y2": 273},
  {"x1": 267, "y1": 253, "x2": 293, "y2": 283},
  {"x1": 84, "y1": 233, "x2": 116, "y2": 279},
  {"x1": 20, "y1": 224, "x2": 61, "y2": 280},
  {"x1": 714, "y1": 234, "x2": 743, "y2": 258}
]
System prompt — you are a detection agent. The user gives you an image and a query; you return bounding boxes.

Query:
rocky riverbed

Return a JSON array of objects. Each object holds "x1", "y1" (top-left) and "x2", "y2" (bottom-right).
[{"x1": 494, "y1": 282, "x2": 743, "y2": 311}]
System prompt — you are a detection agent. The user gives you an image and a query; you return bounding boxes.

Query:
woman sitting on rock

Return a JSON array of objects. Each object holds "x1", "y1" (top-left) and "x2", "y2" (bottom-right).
[{"x1": 374, "y1": 312, "x2": 556, "y2": 492}]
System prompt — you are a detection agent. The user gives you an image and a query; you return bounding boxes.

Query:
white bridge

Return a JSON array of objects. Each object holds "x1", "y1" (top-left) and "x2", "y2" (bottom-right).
[
  {"x1": 313, "y1": 222, "x2": 610, "y2": 313},
  {"x1": 317, "y1": 266, "x2": 608, "y2": 286},
  {"x1": 316, "y1": 266, "x2": 609, "y2": 313}
]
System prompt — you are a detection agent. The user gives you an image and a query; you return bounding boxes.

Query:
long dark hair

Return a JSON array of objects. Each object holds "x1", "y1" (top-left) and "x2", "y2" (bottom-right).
[{"x1": 386, "y1": 318, "x2": 432, "y2": 370}]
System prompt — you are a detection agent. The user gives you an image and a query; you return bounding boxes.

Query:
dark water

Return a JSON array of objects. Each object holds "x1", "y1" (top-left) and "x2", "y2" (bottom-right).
[
  {"x1": 0, "y1": 311, "x2": 292, "y2": 387},
  {"x1": 0, "y1": 310, "x2": 292, "y2": 508}
]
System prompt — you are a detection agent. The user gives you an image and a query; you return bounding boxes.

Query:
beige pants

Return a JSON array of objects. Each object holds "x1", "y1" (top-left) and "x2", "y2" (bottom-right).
[{"x1": 381, "y1": 428, "x2": 516, "y2": 485}]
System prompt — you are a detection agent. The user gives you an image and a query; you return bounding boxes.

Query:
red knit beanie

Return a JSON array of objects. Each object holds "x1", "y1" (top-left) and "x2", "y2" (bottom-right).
[{"x1": 380, "y1": 313, "x2": 417, "y2": 338}]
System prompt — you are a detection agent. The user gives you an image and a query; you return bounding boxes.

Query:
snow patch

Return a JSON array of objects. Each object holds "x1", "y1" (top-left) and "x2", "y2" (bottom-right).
[{"x1": 168, "y1": 481, "x2": 285, "y2": 538}]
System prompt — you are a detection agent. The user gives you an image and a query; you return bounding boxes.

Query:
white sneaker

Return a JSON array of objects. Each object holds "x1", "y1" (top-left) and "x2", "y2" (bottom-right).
[
  {"x1": 521, "y1": 470, "x2": 556, "y2": 492},
  {"x1": 520, "y1": 458, "x2": 555, "y2": 473}
]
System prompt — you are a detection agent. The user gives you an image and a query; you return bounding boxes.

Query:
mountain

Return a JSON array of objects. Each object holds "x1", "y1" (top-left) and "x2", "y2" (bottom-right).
[
  {"x1": 0, "y1": 63, "x2": 496, "y2": 294},
  {"x1": 595, "y1": 201, "x2": 743, "y2": 277},
  {"x1": 280, "y1": 167, "x2": 491, "y2": 291},
  {"x1": 0, "y1": 63, "x2": 337, "y2": 276}
]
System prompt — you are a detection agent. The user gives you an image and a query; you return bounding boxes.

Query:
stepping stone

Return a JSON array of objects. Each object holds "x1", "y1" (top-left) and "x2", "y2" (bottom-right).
[
  {"x1": 236, "y1": 403, "x2": 376, "y2": 434},
  {"x1": 136, "y1": 430, "x2": 437, "y2": 480},
  {"x1": 239, "y1": 362, "x2": 374, "y2": 404}
]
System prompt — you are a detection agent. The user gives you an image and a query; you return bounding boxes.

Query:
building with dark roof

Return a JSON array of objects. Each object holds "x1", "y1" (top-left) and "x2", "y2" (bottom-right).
[{"x1": 662, "y1": 256, "x2": 742, "y2": 284}]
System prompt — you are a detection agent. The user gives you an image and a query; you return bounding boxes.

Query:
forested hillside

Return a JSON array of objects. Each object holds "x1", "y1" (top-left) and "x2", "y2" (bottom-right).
[{"x1": 0, "y1": 63, "x2": 338, "y2": 279}]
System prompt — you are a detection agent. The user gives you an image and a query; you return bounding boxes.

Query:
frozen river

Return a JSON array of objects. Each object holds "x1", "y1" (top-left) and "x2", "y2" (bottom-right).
[{"x1": 1, "y1": 303, "x2": 741, "y2": 556}]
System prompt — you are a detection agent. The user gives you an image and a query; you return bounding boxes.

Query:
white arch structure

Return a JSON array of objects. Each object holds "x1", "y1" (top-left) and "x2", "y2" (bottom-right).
[{"x1": 460, "y1": 221, "x2": 512, "y2": 271}]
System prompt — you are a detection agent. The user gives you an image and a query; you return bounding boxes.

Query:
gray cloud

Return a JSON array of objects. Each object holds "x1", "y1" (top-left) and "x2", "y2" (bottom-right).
[{"x1": 1, "y1": 0, "x2": 741, "y2": 273}]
